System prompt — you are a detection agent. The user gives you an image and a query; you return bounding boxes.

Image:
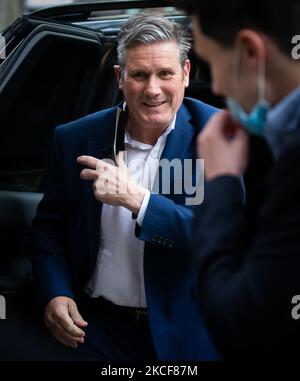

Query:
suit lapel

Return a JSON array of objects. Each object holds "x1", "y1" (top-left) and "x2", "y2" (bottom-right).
[
  {"x1": 152, "y1": 104, "x2": 196, "y2": 196},
  {"x1": 83, "y1": 121, "x2": 117, "y2": 270},
  {"x1": 161, "y1": 104, "x2": 195, "y2": 162}
]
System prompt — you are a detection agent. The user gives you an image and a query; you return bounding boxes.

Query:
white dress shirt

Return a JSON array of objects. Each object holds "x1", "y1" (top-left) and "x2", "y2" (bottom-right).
[{"x1": 85, "y1": 116, "x2": 176, "y2": 307}]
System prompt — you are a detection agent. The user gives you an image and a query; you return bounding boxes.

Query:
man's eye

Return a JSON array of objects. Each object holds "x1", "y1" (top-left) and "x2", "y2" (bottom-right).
[
  {"x1": 160, "y1": 71, "x2": 173, "y2": 78},
  {"x1": 132, "y1": 72, "x2": 147, "y2": 80}
]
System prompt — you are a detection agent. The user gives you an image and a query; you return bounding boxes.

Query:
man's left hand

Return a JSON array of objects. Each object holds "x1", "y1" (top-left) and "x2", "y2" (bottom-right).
[{"x1": 77, "y1": 152, "x2": 146, "y2": 215}]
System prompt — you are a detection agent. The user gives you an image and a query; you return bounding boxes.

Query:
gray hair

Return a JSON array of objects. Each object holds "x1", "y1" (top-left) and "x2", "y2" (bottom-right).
[{"x1": 117, "y1": 12, "x2": 191, "y2": 71}]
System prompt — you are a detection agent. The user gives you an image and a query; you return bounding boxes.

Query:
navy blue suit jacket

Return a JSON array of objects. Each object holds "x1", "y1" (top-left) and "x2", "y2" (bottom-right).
[
  {"x1": 193, "y1": 125, "x2": 300, "y2": 358},
  {"x1": 31, "y1": 97, "x2": 220, "y2": 360}
]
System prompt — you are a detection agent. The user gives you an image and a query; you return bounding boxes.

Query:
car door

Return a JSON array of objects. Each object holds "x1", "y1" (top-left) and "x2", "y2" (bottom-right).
[{"x1": 0, "y1": 13, "x2": 104, "y2": 293}]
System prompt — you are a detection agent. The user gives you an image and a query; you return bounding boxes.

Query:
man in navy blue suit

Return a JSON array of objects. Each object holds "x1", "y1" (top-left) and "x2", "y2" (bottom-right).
[
  {"x1": 30, "y1": 12, "x2": 219, "y2": 360},
  {"x1": 175, "y1": 0, "x2": 300, "y2": 358}
]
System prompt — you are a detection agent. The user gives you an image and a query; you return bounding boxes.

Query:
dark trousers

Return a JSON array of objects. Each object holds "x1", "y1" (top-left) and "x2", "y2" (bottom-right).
[
  {"x1": 0, "y1": 289, "x2": 157, "y2": 361},
  {"x1": 0, "y1": 288, "x2": 79, "y2": 361},
  {"x1": 75, "y1": 293, "x2": 158, "y2": 361}
]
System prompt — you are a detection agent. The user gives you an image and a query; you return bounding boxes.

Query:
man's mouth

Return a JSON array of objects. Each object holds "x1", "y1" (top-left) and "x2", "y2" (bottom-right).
[{"x1": 142, "y1": 101, "x2": 167, "y2": 108}]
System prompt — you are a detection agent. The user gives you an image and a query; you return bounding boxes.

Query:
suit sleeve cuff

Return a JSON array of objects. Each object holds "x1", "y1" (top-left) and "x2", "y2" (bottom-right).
[{"x1": 137, "y1": 190, "x2": 151, "y2": 226}]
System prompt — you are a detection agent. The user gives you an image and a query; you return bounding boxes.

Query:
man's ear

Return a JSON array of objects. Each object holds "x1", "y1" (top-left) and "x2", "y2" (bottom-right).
[
  {"x1": 235, "y1": 29, "x2": 266, "y2": 71},
  {"x1": 183, "y1": 59, "x2": 191, "y2": 88},
  {"x1": 114, "y1": 65, "x2": 123, "y2": 89}
]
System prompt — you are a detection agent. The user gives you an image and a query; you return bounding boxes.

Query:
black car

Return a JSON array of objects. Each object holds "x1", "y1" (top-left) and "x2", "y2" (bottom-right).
[{"x1": 0, "y1": 0, "x2": 223, "y2": 361}]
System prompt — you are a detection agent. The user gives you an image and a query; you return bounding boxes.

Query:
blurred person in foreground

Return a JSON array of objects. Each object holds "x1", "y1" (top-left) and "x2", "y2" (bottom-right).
[{"x1": 175, "y1": 0, "x2": 300, "y2": 358}]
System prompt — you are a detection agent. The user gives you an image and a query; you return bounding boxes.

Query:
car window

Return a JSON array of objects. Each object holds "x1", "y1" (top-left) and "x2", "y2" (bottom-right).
[
  {"x1": 0, "y1": 20, "x2": 104, "y2": 193},
  {"x1": 87, "y1": 6, "x2": 183, "y2": 20}
]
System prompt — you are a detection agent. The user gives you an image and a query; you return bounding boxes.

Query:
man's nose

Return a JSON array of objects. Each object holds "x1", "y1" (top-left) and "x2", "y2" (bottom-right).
[{"x1": 145, "y1": 76, "x2": 162, "y2": 97}]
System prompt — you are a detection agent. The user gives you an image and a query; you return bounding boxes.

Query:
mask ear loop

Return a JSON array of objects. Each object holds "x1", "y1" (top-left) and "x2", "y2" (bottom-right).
[
  {"x1": 231, "y1": 41, "x2": 243, "y2": 100},
  {"x1": 258, "y1": 59, "x2": 266, "y2": 103},
  {"x1": 234, "y1": 40, "x2": 267, "y2": 105}
]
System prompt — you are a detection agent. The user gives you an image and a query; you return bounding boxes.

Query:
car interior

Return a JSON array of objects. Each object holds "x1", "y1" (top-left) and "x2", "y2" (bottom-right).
[{"x1": 0, "y1": 0, "x2": 229, "y2": 360}]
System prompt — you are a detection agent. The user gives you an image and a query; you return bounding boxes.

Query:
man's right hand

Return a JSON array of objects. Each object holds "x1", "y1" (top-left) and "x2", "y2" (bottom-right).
[{"x1": 44, "y1": 296, "x2": 88, "y2": 348}]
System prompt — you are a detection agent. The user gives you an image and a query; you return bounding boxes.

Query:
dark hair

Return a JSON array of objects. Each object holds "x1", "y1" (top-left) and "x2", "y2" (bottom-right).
[{"x1": 174, "y1": 0, "x2": 300, "y2": 57}]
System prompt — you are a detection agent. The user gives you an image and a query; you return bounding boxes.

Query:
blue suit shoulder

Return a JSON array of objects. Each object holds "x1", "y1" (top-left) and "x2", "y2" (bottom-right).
[
  {"x1": 54, "y1": 106, "x2": 117, "y2": 143},
  {"x1": 182, "y1": 97, "x2": 219, "y2": 129}
]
